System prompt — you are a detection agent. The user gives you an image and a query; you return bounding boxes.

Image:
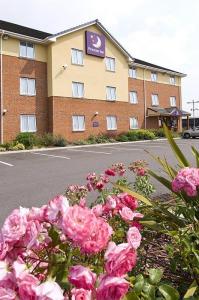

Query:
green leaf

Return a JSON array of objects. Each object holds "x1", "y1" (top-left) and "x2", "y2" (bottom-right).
[
  {"x1": 123, "y1": 291, "x2": 140, "y2": 300},
  {"x1": 159, "y1": 284, "x2": 180, "y2": 300},
  {"x1": 114, "y1": 184, "x2": 153, "y2": 206},
  {"x1": 148, "y1": 268, "x2": 163, "y2": 285},
  {"x1": 134, "y1": 274, "x2": 145, "y2": 294},
  {"x1": 149, "y1": 170, "x2": 173, "y2": 191},
  {"x1": 142, "y1": 282, "x2": 156, "y2": 300},
  {"x1": 140, "y1": 220, "x2": 157, "y2": 226},
  {"x1": 163, "y1": 124, "x2": 189, "y2": 167},
  {"x1": 184, "y1": 280, "x2": 198, "y2": 299}
]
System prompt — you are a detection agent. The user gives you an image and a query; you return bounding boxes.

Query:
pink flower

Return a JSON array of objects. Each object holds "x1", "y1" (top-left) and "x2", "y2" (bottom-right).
[
  {"x1": 118, "y1": 193, "x2": 138, "y2": 211},
  {"x1": 127, "y1": 227, "x2": 142, "y2": 249},
  {"x1": 105, "y1": 242, "x2": 137, "y2": 276},
  {"x1": 119, "y1": 207, "x2": 134, "y2": 221},
  {"x1": 0, "y1": 287, "x2": 16, "y2": 299},
  {"x1": 0, "y1": 260, "x2": 9, "y2": 281},
  {"x1": 71, "y1": 288, "x2": 92, "y2": 300},
  {"x1": 44, "y1": 195, "x2": 69, "y2": 223},
  {"x1": 106, "y1": 196, "x2": 117, "y2": 209},
  {"x1": 69, "y1": 265, "x2": 96, "y2": 290},
  {"x1": 12, "y1": 257, "x2": 28, "y2": 280},
  {"x1": 1, "y1": 207, "x2": 29, "y2": 245},
  {"x1": 62, "y1": 205, "x2": 112, "y2": 254},
  {"x1": 172, "y1": 167, "x2": 199, "y2": 197},
  {"x1": 92, "y1": 205, "x2": 103, "y2": 217},
  {"x1": 35, "y1": 280, "x2": 64, "y2": 300},
  {"x1": 18, "y1": 274, "x2": 39, "y2": 299},
  {"x1": 96, "y1": 275, "x2": 129, "y2": 300},
  {"x1": 105, "y1": 169, "x2": 116, "y2": 176}
]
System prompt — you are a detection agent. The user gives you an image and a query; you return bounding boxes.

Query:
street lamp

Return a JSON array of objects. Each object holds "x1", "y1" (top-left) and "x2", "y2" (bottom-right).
[{"x1": 187, "y1": 100, "x2": 199, "y2": 129}]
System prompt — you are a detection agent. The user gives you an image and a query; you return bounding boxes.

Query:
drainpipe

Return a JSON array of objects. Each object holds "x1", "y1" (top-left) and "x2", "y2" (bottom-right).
[
  {"x1": 0, "y1": 31, "x2": 4, "y2": 144},
  {"x1": 143, "y1": 68, "x2": 147, "y2": 129}
]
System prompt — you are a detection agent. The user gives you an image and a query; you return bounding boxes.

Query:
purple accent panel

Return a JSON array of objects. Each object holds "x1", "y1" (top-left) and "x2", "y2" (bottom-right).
[{"x1": 86, "y1": 31, "x2": 105, "y2": 58}]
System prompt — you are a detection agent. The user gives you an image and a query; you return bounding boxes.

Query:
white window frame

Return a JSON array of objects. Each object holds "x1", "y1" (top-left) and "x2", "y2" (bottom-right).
[
  {"x1": 20, "y1": 78, "x2": 36, "y2": 96},
  {"x1": 151, "y1": 72, "x2": 157, "y2": 82},
  {"x1": 19, "y1": 41, "x2": 35, "y2": 59},
  {"x1": 71, "y1": 49, "x2": 84, "y2": 65},
  {"x1": 129, "y1": 68, "x2": 137, "y2": 79},
  {"x1": 151, "y1": 94, "x2": 159, "y2": 106},
  {"x1": 72, "y1": 82, "x2": 84, "y2": 98},
  {"x1": 20, "y1": 115, "x2": 37, "y2": 133},
  {"x1": 105, "y1": 57, "x2": 115, "y2": 72},
  {"x1": 130, "y1": 117, "x2": 139, "y2": 129},
  {"x1": 129, "y1": 91, "x2": 138, "y2": 104},
  {"x1": 170, "y1": 96, "x2": 176, "y2": 107},
  {"x1": 106, "y1": 116, "x2": 117, "y2": 130},
  {"x1": 72, "y1": 115, "x2": 85, "y2": 132},
  {"x1": 170, "y1": 76, "x2": 176, "y2": 85},
  {"x1": 106, "y1": 86, "x2": 116, "y2": 101}
]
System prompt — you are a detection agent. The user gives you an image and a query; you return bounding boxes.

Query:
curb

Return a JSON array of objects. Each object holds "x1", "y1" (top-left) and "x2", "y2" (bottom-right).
[{"x1": 0, "y1": 137, "x2": 181, "y2": 155}]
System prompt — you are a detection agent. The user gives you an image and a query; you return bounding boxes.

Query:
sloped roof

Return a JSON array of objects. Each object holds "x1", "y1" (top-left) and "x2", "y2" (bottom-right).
[
  {"x1": 0, "y1": 20, "x2": 51, "y2": 39},
  {"x1": 148, "y1": 107, "x2": 190, "y2": 116}
]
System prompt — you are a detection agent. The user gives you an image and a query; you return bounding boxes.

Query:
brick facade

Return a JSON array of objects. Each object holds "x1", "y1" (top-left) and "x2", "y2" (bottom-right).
[
  {"x1": 1, "y1": 55, "x2": 48, "y2": 141},
  {"x1": 0, "y1": 54, "x2": 183, "y2": 143}
]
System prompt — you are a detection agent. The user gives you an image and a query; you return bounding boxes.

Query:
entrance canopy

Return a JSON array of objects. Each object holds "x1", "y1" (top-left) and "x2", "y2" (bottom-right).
[{"x1": 147, "y1": 107, "x2": 191, "y2": 117}]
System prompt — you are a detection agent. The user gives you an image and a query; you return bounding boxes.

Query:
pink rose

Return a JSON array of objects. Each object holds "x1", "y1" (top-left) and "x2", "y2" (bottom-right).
[
  {"x1": 0, "y1": 260, "x2": 9, "y2": 281},
  {"x1": 35, "y1": 280, "x2": 64, "y2": 300},
  {"x1": 127, "y1": 227, "x2": 142, "y2": 249},
  {"x1": 105, "y1": 169, "x2": 116, "y2": 176},
  {"x1": 18, "y1": 274, "x2": 39, "y2": 299},
  {"x1": 12, "y1": 257, "x2": 28, "y2": 280},
  {"x1": 44, "y1": 195, "x2": 69, "y2": 223},
  {"x1": 96, "y1": 275, "x2": 129, "y2": 300},
  {"x1": 68, "y1": 265, "x2": 96, "y2": 290},
  {"x1": 1, "y1": 207, "x2": 29, "y2": 245},
  {"x1": 118, "y1": 193, "x2": 138, "y2": 210},
  {"x1": 119, "y1": 207, "x2": 134, "y2": 221},
  {"x1": 0, "y1": 287, "x2": 16, "y2": 299},
  {"x1": 91, "y1": 205, "x2": 103, "y2": 217},
  {"x1": 105, "y1": 242, "x2": 137, "y2": 276},
  {"x1": 71, "y1": 288, "x2": 92, "y2": 300}
]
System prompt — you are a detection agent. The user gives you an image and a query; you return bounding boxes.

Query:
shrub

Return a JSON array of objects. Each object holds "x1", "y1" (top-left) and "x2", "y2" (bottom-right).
[
  {"x1": 0, "y1": 147, "x2": 6, "y2": 152},
  {"x1": 11, "y1": 143, "x2": 25, "y2": 151},
  {"x1": 116, "y1": 134, "x2": 129, "y2": 142},
  {"x1": 53, "y1": 135, "x2": 68, "y2": 147},
  {"x1": 150, "y1": 128, "x2": 165, "y2": 138},
  {"x1": 15, "y1": 132, "x2": 37, "y2": 149},
  {"x1": 73, "y1": 140, "x2": 88, "y2": 145}
]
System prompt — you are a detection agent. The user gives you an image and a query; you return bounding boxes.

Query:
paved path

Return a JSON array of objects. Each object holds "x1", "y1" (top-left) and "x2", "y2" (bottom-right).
[{"x1": 0, "y1": 138, "x2": 198, "y2": 225}]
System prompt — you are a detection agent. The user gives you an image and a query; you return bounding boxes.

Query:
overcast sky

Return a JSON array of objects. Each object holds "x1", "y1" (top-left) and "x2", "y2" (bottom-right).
[{"x1": 1, "y1": 0, "x2": 198, "y2": 115}]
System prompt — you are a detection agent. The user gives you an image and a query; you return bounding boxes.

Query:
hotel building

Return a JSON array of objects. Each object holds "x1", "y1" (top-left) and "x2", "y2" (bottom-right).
[{"x1": 0, "y1": 19, "x2": 189, "y2": 143}]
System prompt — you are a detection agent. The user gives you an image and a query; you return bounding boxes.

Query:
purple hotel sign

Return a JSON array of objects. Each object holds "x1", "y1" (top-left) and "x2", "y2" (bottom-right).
[{"x1": 85, "y1": 31, "x2": 105, "y2": 58}]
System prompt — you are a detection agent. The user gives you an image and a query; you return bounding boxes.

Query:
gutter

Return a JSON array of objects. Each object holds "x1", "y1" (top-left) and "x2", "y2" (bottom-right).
[
  {"x1": 143, "y1": 68, "x2": 147, "y2": 129},
  {"x1": 0, "y1": 31, "x2": 4, "y2": 144}
]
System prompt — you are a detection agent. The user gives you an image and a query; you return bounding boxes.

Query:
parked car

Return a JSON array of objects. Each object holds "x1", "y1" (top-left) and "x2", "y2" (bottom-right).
[{"x1": 183, "y1": 127, "x2": 199, "y2": 138}]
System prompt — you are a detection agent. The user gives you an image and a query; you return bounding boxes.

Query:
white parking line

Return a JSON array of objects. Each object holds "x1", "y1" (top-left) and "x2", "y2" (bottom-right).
[
  {"x1": 0, "y1": 160, "x2": 14, "y2": 167},
  {"x1": 98, "y1": 146, "x2": 142, "y2": 151},
  {"x1": 32, "y1": 153, "x2": 71, "y2": 159},
  {"x1": 66, "y1": 149, "x2": 111, "y2": 155}
]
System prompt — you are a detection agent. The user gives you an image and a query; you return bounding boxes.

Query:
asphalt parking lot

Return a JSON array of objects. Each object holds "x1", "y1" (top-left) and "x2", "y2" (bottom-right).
[{"x1": 0, "y1": 138, "x2": 198, "y2": 225}]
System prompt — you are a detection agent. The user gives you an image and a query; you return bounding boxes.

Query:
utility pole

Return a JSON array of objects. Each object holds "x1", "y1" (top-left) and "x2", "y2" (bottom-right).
[{"x1": 187, "y1": 100, "x2": 199, "y2": 129}]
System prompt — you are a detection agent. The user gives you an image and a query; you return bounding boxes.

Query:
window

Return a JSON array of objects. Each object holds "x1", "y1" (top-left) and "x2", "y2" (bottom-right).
[
  {"x1": 20, "y1": 78, "x2": 36, "y2": 96},
  {"x1": 130, "y1": 117, "x2": 138, "y2": 129},
  {"x1": 72, "y1": 82, "x2": 84, "y2": 98},
  {"x1": 107, "y1": 116, "x2": 117, "y2": 130},
  {"x1": 129, "y1": 91, "x2": 138, "y2": 104},
  {"x1": 105, "y1": 57, "x2": 115, "y2": 72},
  {"x1": 170, "y1": 76, "x2": 176, "y2": 85},
  {"x1": 72, "y1": 115, "x2": 85, "y2": 131},
  {"x1": 170, "y1": 96, "x2": 176, "y2": 107},
  {"x1": 129, "y1": 68, "x2": 137, "y2": 78},
  {"x1": 20, "y1": 115, "x2": 36, "y2": 132},
  {"x1": 71, "y1": 49, "x2": 83, "y2": 65},
  {"x1": 151, "y1": 94, "x2": 159, "y2": 106},
  {"x1": 106, "y1": 86, "x2": 116, "y2": 101},
  {"x1": 151, "y1": 72, "x2": 157, "y2": 82},
  {"x1": 20, "y1": 41, "x2": 35, "y2": 59}
]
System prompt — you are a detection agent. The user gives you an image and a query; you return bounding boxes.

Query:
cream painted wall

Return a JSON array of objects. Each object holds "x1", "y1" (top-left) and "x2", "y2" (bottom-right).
[
  {"x1": 47, "y1": 25, "x2": 129, "y2": 101},
  {"x1": 2, "y1": 37, "x2": 47, "y2": 62},
  {"x1": 135, "y1": 67, "x2": 181, "y2": 86}
]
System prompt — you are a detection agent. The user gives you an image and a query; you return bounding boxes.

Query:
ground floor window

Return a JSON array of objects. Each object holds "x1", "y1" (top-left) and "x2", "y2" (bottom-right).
[
  {"x1": 107, "y1": 116, "x2": 117, "y2": 130},
  {"x1": 130, "y1": 117, "x2": 138, "y2": 129},
  {"x1": 20, "y1": 115, "x2": 36, "y2": 132},
  {"x1": 72, "y1": 115, "x2": 85, "y2": 131}
]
